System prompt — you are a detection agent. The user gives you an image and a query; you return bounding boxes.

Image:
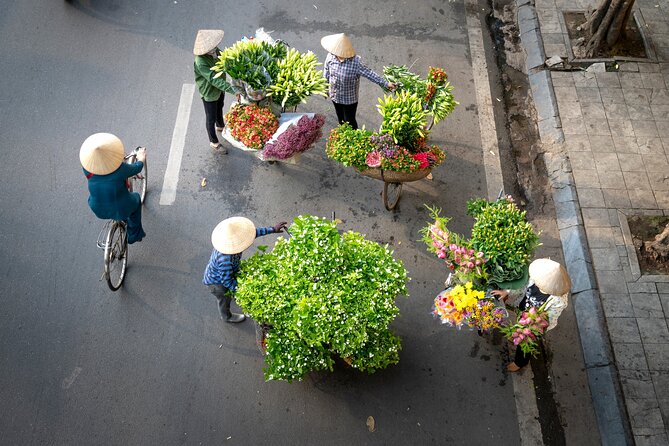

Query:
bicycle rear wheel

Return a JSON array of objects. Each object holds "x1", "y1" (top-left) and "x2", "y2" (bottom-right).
[
  {"x1": 127, "y1": 154, "x2": 147, "y2": 204},
  {"x1": 104, "y1": 222, "x2": 128, "y2": 291},
  {"x1": 383, "y1": 182, "x2": 402, "y2": 211}
]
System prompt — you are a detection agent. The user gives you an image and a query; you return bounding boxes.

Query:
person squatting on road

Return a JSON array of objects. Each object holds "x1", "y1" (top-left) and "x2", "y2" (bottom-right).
[
  {"x1": 321, "y1": 33, "x2": 396, "y2": 130},
  {"x1": 193, "y1": 29, "x2": 235, "y2": 152},
  {"x1": 492, "y1": 258, "x2": 572, "y2": 372},
  {"x1": 203, "y1": 217, "x2": 287, "y2": 323},
  {"x1": 80, "y1": 133, "x2": 146, "y2": 244}
]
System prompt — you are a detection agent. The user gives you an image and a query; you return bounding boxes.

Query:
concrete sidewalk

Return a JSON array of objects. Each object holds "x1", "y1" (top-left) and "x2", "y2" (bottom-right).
[{"x1": 515, "y1": 0, "x2": 669, "y2": 444}]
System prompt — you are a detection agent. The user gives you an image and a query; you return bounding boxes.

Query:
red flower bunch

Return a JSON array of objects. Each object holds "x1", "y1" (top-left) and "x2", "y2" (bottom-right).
[
  {"x1": 412, "y1": 152, "x2": 430, "y2": 169},
  {"x1": 225, "y1": 104, "x2": 279, "y2": 150},
  {"x1": 428, "y1": 66, "x2": 448, "y2": 86}
]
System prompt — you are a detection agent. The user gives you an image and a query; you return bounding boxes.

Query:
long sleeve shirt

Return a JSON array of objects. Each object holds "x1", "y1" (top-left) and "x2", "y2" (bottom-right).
[
  {"x1": 202, "y1": 227, "x2": 275, "y2": 290},
  {"x1": 84, "y1": 161, "x2": 144, "y2": 221},
  {"x1": 322, "y1": 53, "x2": 389, "y2": 104},
  {"x1": 194, "y1": 48, "x2": 234, "y2": 101}
]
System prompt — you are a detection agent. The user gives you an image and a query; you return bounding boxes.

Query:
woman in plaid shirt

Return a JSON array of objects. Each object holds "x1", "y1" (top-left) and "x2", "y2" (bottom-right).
[{"x1": 321, "y1": 33, "x2": 395, "y2": 129}]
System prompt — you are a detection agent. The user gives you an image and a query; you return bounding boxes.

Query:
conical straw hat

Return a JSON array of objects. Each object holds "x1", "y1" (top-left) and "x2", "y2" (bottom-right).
[
  {"x1": 193, "y1": 29, "x2": 225, "y2": 56},
  {"x1": 321, "y1": 33, "x2": 355, "y2": 58},
  {"x1": 529, "y1": 258, "x2": 572, "y2": 296},
  {"x1": 211, "y1": 217, "x2": 257, "y2": 254},
  {"x1": 79, "y1": 133, "x2": 124, "y2": 175}
]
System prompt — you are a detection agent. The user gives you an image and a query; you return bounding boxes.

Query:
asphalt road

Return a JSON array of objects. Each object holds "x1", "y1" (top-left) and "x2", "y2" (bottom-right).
[{"x1": 0, "y1": 0, "x2": 521, "y2": 444}]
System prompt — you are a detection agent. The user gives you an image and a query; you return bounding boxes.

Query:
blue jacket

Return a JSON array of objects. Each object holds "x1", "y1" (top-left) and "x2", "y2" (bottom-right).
[{"x1": 84, "y1": 161, "x2": 143, "y2": 220}]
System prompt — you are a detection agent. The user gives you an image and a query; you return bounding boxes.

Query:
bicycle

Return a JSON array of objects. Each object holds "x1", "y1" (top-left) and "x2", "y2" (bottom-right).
[{"x1": 96, "y1": 147, "x2": 147, "y2": 291}]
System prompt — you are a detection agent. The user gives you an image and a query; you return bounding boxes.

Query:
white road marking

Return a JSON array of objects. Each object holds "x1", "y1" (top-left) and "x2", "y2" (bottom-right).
[
  {"x1": 61, "y1": 366, "x2": 82, "y2": 389},
  {"x1": 465, "y1": 1, "x2": 544, "y2": 444},
  {"x1": 159, "y1": 83, "x2": 195, "y2": 206}
]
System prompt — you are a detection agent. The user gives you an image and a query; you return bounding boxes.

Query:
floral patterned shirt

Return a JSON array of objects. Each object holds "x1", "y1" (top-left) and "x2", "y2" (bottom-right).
[{"x1": 323, "y1": 53, "x2": 389, "y2": 104}]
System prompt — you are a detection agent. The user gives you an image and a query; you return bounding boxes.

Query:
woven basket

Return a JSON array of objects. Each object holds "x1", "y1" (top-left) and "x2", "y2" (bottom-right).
[{"x1": 357, "y1": 167, "x2": 431, "y2": 183}]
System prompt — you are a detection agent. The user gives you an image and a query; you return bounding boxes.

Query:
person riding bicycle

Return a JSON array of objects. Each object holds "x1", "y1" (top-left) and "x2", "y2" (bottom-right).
[
  {"x1": 203, "y1": 217, "x2": 287, "y2": 323},
  {"x1": 80, "y1": 133, "x2": 147, "y2": 244}
]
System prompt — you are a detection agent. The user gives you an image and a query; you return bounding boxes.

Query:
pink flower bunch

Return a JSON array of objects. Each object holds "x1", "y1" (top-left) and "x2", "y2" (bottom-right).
[
  {"x1": 366, "y1": 151, "x2": 382, "y2": 168},
  {"x1": 428, "y1": 223, "x2": 487, "y2": 280},
  {"x1": 502, "y1": 306, "x2": 550, "y2": 357},
  {"x1": 263, "y1": 114, "x2": 325, "y2": 160}
]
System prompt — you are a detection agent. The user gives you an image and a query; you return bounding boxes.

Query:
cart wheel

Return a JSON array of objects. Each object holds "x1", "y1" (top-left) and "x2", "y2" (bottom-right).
[{"x1": 383, "y1": 182, "x2": 402, "y2": 210}]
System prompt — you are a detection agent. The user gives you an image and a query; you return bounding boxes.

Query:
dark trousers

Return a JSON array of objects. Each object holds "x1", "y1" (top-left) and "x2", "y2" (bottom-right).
[
  {"x1": 202, "y1": 95, "x2": 225, "y2": 144},
  {"x1": 126, "y1": 197, "x2": 145, "y2": 244},
  {"x1": 514, "y1": 345, "x2": 531, "y2": 368},
  {"x1": 332, "y1": 101, "x2": 358, "y2": 129},
  {"x1": 208, "y1": 284, "x2": 232, "y2": 317},
  {"x1": 125, "y1": 192, "x2": 146, "y2": 244}
]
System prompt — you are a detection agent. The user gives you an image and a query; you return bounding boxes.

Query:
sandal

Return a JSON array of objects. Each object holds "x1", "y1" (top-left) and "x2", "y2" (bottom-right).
[{"x1": 507, "y1": 362, "x2": 522, "y2": 373}]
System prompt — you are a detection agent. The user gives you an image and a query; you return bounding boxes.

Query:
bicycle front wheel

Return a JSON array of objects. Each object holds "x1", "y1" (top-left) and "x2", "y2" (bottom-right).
[
  {"x1": 104, "y1": 222, "x2": 128, "y2": 291},
  {"x1": 129, "y1": 157, "x2": 147, "y2": 204}
]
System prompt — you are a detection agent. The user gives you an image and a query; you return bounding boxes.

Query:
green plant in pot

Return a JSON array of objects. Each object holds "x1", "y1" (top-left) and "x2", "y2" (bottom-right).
[{"x1": 235, "y1": 215, "x2": 409, "y2": 381}]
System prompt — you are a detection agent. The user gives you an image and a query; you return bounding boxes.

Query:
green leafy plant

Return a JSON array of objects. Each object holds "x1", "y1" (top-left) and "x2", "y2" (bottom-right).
[
  {"x1": 377, "y1": 91, "x2": 427, "y2": 150},
  {"x1": 325, "y1": 123, "x2": 375, "y2": 170},
  {"x1": 268, "y1": 48, "x2": 328, "y2": 108},
  {"x1": 467, "y1": 196, "x2": 540, "y2": 284},
  {"x1": 235, "y1": 215, "x2": 409, "y2": 381},
  {"x1": 384, "y1": 65, "x2": 458, "y2": 126},
  {"x1": 213, "y1": 40, "x2": 287, "y2": 90}
]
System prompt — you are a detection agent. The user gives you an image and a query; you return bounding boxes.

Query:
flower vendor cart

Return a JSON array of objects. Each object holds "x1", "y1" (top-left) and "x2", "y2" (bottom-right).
[
  {"x1": 234, "y1": 215, "x2": 409, "y2": 382},
  {"x1": 212, "y1": 29, "x2": 328, "y2": 164},
  {"x1": 326, "y1": 65, "x2": 457, "y2": 211},
  {"x1": 357, "y1": 166, "x2": 432, "y2": 211}
]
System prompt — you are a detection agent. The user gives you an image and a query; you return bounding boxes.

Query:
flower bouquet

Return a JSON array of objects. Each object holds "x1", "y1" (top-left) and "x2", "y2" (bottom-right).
[
  {"x1": 433, "y1": 282, "x2": 484, "y2": 328},
  {"x1": 501, "y1": 305, "x2": 550, "y2": 357},
  {"x1": 464, "y1": 299, "x2": 508, "y2": 332},
  {"x1": 235, "y1": 215, "x2": 409, "y2": 381},
  {"x1": 421, "y1": 205, "x2": 488, "y2": 285},
  {"x1": 212, "y1": 38, "x2": 287, "y2": 100},
  {"x1": 268, "y1": 48, "x2": 329, "y2": 110},
  {"x1": 383, "y1": 65, "x2": 458, "y2": 127}
]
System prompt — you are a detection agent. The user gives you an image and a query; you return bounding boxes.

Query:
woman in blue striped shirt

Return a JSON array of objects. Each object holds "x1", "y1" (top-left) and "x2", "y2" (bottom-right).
[
  {"x1": 321, "y1": 33, "x2": 395, "y2": 129},
  {"x1": 203, "y1": 217, "x2": 287, "y2": 323}
]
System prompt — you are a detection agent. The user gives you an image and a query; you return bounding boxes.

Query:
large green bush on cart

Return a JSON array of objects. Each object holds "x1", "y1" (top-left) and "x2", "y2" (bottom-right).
[{"x1": 235, "y1": 215, "x2": 409, "y2": 381}]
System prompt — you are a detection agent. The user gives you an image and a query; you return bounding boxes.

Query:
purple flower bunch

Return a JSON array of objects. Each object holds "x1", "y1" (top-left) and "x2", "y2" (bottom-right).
[
  {"x1": 263, "y1": 114, "x2": 326, "y2": 160},
  {"x1": 369, "y1": 133, "x2": 400, "y2": 159}
]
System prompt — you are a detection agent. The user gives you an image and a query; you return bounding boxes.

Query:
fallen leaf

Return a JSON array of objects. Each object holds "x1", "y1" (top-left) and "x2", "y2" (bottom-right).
[
  {"x1": 366, "y1": 416, "x2": 376, "y2": 432},
  {"x1": 398, "y1": 241, "x2": 402, "y2": 245},
  {"x1": 201, "y1": 178, "x2": 207, "y2": 187}
]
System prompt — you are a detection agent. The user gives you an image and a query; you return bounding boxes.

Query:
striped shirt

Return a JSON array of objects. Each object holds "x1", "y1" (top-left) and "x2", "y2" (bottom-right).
[
  {"x1": 202, "y1": 227, "x2": 275, "y2": 290},
  {"x1": 323, "y1": 53, "x2": 389, "y2": 105}
]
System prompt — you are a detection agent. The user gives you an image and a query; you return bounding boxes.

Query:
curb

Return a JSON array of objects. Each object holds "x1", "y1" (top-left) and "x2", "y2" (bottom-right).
[{"x1": 514, "y1": 0, "x2": 633, "y2": 444}]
